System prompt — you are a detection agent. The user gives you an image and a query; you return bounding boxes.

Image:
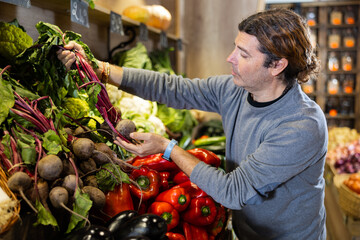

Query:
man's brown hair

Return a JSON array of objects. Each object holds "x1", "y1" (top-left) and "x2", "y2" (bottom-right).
[{"x1": 239, "y1": 8, "x2": 319, "y2": 86}]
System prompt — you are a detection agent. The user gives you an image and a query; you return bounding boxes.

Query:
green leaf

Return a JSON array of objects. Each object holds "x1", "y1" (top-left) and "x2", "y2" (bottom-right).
[
  {"x1": 0, "y1": 78, "x2": 15, "y2": 126},
  {"x1": 86, "y1": 83, "x2": 101, "y2": 111},
  {"x1": 42, "y1": 130, "x2": 62, "y2": 155},
  {"x1": 16, "y1": 132, "x2": 37, "y2": 165},
  {"x1": 66, "y1": 189, "x2": 92, "y2": 234},
  {"x1": 96, "y1": 163, "x2": 130, "y2": 192},
  {"x1": 34, "y1": 200, "x2": 59, "y2": 228},
  {"x1": 1, "y1": 134, "x2": 12, "y2": 160}
]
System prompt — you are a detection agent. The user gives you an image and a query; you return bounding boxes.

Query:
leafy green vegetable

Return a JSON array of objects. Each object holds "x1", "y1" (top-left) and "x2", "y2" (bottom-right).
[
  {"x1": 66, "y1": 189, "x2": 92, "y2": 233},
  {"x1": 85, "y1": 0, "x2": 95, "y2": 9},
  {"x1": 14, "y1": 130, "x2": 37, "y2": 165},
  {"x1": 150, "y1": 47, "x2": 175, "y2": 75},
  {"x1": 42, "y1": 130, "x2": 63, "y2": 155},
  {"x1": 0, "y1": 19, "x2": 33, "y2": 60},
  {"x1": 62, "y1": 97, "x2": 90, "y2": 119},
  {"x1": 34, "y1": 200, "x2": 59, "y2": 228},
  {"x1": 1, "y1": 134, "x2": 11, "y2": 160},
  {"x1": 96, "y1": 163, "x2": 130, "y2": 192},
  {"x1": 113, "y1": 42, "x2": 153, "y2": 70},
  {"x1": 13, "y1": 21, "x2": 98, "y2": 108},
  {"x1": 156, "y1": 104, "x2": 197, "y2": 133},
  {"x1": 0, "y1": 77, "x2": 14, "y2": 125}
]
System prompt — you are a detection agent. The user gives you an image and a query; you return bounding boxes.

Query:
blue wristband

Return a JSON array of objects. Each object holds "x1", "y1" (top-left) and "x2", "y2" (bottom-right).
[{"x1": 162, "y1": 139, "x2": 178, "y2": 161}]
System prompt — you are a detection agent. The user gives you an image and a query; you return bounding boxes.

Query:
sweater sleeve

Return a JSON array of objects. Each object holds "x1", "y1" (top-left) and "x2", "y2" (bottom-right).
[
  {"x1": 121, "y1": 67, "x2": 233, "y2": 113},
  {"x1": 190, "y1": 116, "x2": 327, "y2": 210}
]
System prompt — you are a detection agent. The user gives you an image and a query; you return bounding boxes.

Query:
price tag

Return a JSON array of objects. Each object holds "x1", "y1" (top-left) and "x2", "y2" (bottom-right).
[
  {"x1": 139, "y1": 23, "x2": 148, "y2": 42},
  {"x1": 177, "y1": 39, "x2": 183, "y2": 51},
  {"x1": 110, "y1": 11, "x2": 124, "y2": 36},
  {"x1": 1, "y1": 0, "x2": 31, "y2": 8},
  {"x1": 70, "y1": 0, "x2": 89, "y2": 28},
  {"x1": 160, "y1": 31, "x2": 168, "y2": 49}
]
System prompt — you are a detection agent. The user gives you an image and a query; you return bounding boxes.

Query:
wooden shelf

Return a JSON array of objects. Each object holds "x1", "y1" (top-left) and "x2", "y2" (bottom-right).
[
  {"x1": 30, "y1": 0, "x2": 180, "y2": 41},
  {"x1": 325, "y1": 114, "x2": 356, "y2": 119}
]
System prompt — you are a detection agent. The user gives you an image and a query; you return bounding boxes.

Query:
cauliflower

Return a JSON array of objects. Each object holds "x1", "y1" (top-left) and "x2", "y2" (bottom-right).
[
  {"x1": 0, "y1": 20, "x2": 33, "y2": 59},
  {"x1": 106, "y1": 84, "x2": 123, "y2": 104},
  {"x1": 62, "y1": 98, "x2": 90, "y2": 119},
  {"x1": 118, "y1": 95, "x2": 153, "y2": 116}
]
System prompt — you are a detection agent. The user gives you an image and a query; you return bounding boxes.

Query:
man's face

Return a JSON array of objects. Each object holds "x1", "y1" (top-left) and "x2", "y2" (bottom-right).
[{"x1": 227, "y1": 32, "x2": 272, "y2": 92}]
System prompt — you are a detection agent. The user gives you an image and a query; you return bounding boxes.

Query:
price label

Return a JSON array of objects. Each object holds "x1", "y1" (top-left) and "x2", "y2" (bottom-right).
[
  {"x1": 139, "y1": 23, "x2": 148, "y2": 42},
  {"x1": 160, "y1": 31, "x2": 168, "y2": 49},
  {"x1": 110, "y1": 11, "x2": 124, "y2": 35},
  {"x1": 70, "y1": 0, "x2": 89, "y2": 28},
  {"x1": 1, "y1": 0, "x2": 31, "y2": 8}
]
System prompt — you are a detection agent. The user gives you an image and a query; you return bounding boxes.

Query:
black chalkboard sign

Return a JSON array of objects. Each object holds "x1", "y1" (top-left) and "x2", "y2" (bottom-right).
[
  {"x1": 160, "y1": 31, "x2": 168, "y2": 49},
  {"x1": 139, "y1": 23, "x2": 148, "y2": 42},
  {"x1": 177, "y1": 39, "x2": 183, "y2": 51},
  {"x1": 0, "y1": 0, "x2": 31, "y2": 8},
  {"x1": 110, "y1": 11, "x2": 124, "y2": 35},
  {"x1": 70, "y1": 0, "x2": 89, "y2": 28}
]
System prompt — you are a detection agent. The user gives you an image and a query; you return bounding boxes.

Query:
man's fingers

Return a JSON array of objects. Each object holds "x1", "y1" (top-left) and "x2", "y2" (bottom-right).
[
  {"x1": 64, "y1": 41, "x2": 76, "y2": 50},
  {"x1": 129, "y1": 132, "x2": 149, "y2": 141},
  {"x1": 115, "y1": 137, "x2": 140, "y2": 154}
]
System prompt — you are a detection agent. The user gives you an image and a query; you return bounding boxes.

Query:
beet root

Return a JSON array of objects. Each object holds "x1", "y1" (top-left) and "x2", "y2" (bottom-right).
[
  {"x1": 92, "y1": 143, "x2": 114, "y2": 165},
  {"x1": 49, "y1": 186, "x2": 69, "y2": 209},
  {"x1": 72, "y1": 138, "x2": 95, "y2": 160},
  {"x1": 82, "y1": 186, "x2": 106, "y2": 210},
  {"x1": 7, "y1": 171, "x2": 37, "y2": 213},
  {"x1": 37, "y1": 155, "x2": 63, "y2": 181},
  {"x1": 115, "y1": 119, "x2": 136, "y2": 140},
  {"x1": 62, "y1": 174, "x2": 83, "y2": 196}
]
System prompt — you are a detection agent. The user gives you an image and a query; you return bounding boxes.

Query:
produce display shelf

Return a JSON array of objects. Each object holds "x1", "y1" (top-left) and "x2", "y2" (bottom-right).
[{"x1": 30, "y1": 0, "x2": 179, "y2": 40}]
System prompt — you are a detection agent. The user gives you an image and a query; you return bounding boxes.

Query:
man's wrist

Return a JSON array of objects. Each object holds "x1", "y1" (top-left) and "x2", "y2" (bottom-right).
[{"x1": 162, "y1": 139, "x2": 178, "y2": 161}]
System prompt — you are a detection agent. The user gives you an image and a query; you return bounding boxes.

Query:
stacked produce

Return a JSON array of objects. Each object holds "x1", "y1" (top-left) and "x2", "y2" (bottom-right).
[
  {"x1": 326, "y1": 127, "x2": 360, "y2": 174},
  {"x1": 327, "y1": 127, "x2": 360, "y2": 152},
  {"x1": 120, "y1": 148, "x2": 227, "y2": 239},
  {"x1": 343, "y1": 173, "x2": 360, "y2": 194},
  {"x1": 0, "y1": 19, "x2": 227, "y2": 239}
]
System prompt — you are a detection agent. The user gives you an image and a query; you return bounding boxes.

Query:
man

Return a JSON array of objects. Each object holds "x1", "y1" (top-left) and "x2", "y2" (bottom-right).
[{"x1": 58, "y1": 8, "x2": 327, "y2": 240}]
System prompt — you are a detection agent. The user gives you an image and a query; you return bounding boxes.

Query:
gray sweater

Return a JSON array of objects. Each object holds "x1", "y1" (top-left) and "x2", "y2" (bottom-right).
[{"x1": 121, "y1": 68, "x2": 328, "y2": 240}]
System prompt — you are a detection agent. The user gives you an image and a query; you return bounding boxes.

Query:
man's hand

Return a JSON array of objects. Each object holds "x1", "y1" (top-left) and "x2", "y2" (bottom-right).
[
  {"x1": 56, "y1": 41, "x2": 86, "y2": 71},
  {"x1": 114, "y1": 132, "x2": 170, "y2": 157}
]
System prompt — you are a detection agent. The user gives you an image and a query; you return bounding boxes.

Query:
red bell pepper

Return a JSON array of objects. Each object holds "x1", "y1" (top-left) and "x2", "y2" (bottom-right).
[
  {"x1": 102, "y1": 183, "x2": 134, "y2": 220},
  {"x1": 155, "y1": 187, "x2": 190, "y2": 212},
  {"x1": 130, "y1": 153, "x2": 180, "y2": 172},
  {"x1": 173, "y1": 181, "x2": 208, "y2": 198},
  {"x1": 187, "y1": 148, "x2": 221, "y2": 168},
  {"x1": 181, "y1": 197, "x2": 217, "y2": 226},
  {"x1": 159, "y1": 171, "x2": 171, "y2": 191},
  {"x1": 165, "y1": 232, "x2": 186, "y2": 240},
  {"x1": 182, "y1": 221, "x2": 209, "y2": 240},
  {"x1": 129, "y1": 167, "x2": 160, "y2": 201},
  {"x1": 148, "y1": 201, "x2": 180, "y2": 231},
  {"x1": 207, "y1": 204, "x2": 226, "y2": 236},
  {"x1": 173, "y1": 171, "x2": 189, "y2": 185}
]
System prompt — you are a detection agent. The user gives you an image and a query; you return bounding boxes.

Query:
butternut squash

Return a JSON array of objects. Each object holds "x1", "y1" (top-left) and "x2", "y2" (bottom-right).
[
  {"x1": 122, "y1": 5, "x2": 172, "y2": 31},
  {"x1": 122, "y1": 5, "x2": 150, "y2": 24}
]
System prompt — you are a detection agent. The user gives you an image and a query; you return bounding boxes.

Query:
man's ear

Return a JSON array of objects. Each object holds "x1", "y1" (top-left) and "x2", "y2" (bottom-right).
[{"x1": 270, "y1": 58, "x2": 288, "y2": 77}]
